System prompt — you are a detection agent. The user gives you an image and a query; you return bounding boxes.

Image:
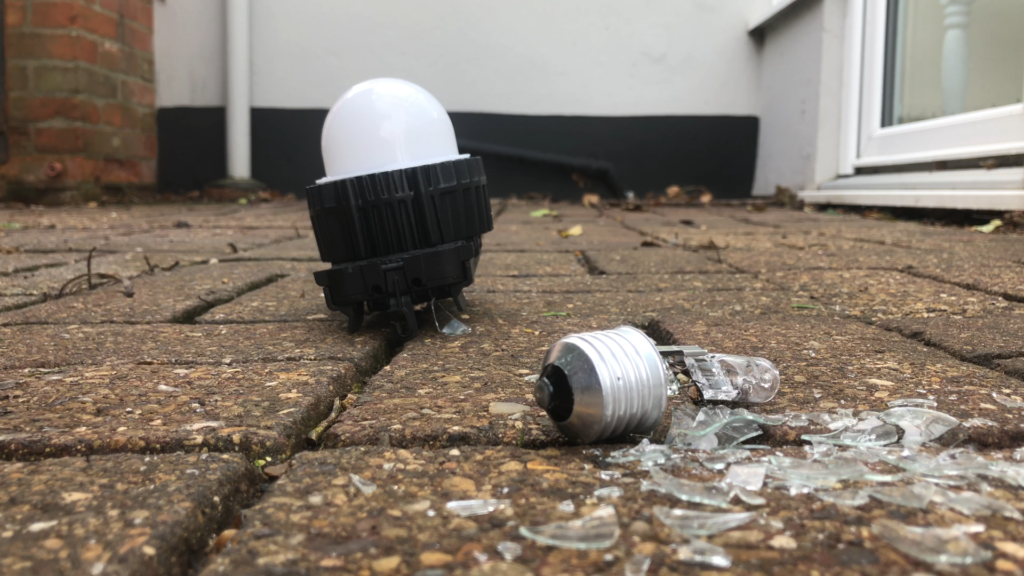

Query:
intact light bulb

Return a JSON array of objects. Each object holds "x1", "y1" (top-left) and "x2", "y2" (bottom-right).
[
  {"x1": 533, "y1": 326, "x2": 781, "y2": 444},
  {"x1": 305, "y1": 78, "x2": 493, "y2": 341},
  {"x1": 318, "y1": 78, "x2": 468, "y2": 182}
]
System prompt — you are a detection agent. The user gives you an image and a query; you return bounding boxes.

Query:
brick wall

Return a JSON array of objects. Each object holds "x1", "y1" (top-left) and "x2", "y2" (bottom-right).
[{"x1": 2, "y1": 0, "x2": 155, "y2": 202}]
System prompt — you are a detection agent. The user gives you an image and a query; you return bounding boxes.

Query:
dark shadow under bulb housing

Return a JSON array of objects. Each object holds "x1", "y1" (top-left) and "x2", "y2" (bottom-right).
[{"x1": 306, "y1": 79, "x2": 493, "y2": 341}]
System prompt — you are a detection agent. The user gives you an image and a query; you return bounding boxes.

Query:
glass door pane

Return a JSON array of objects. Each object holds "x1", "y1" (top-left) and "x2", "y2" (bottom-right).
[{"x1": 882, "y1": 0, "x2": 1024, "y2": 127}]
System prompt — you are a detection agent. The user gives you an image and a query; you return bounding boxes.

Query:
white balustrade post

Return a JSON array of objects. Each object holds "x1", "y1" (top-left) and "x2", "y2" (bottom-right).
[{"x1": 940, "y1": 0, "x2": 973, "y2": 116}]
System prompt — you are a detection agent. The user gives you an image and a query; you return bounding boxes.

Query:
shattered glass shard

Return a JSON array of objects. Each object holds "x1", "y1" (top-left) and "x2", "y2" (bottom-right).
[
  {"x1": 724, "y1": 463, "x2": 767, "y2": 491},
  {"x1": 624, "y1": 554, "x2": 652, "y2": 576},
  {"x1": 872, "y1": 519, "x2": 992, "y2": 565},
  {"x1": 683, "y1": 353, "x2": 780, "y2": 403},
  {"x1": 879, "y1": 407, "x2": 959, "y2": 446},
  {"x1": 445, "y1": 499, "x2": 512, "y2": 517},
  {"x1": 666, "y1": 405, "x2": 780, "y2": 449},
  {"x1": 932, "y1": 488, "x2": 1024, "y2": 520},
  {"x1": 816, "y1": 489, "x2": 870, "y2": 507},
  {"x1": 653, "y1": 506, "x2": 756, "y2": 537},
  {"x1": 670, "y1": 539, "x2": 732, "y2": 568},
  {"x1": 442, "y1": 318, "x2": 471, "y2": 336},
  {"x1": 961, "y1": 417, "x2": 997, "y2": 427},
  {"x1": 992, "y1": 393, "x2": 1024, "y2": 408},
  {"x1": 599, "y1": 471, "x2": 622, "y2": 481},
  {"x1": 887, "y1": 398, "x2": 938, "y2": 408},
  {"x1": 558, "y1": 499, "x2": 575, "y2": 513},
  {"x1": 732, "y1": 486, "x2": 767, "y2": 506},
  {"x1": 865, "y1": 483, "x2": 937, "y2": 509},
  {"x1": 699, "y1": 449, "x2": 751, "y2": 471},
  {"x1": 645, "y1": 468, "x2": 734, "y2": 508},
  {"x1": 518, "y1": 504, "x2": 620, "y2": 550},
  {"x1": 349, "y1": 474, "x2": 377, "y2": 495},
  {"x1": 767, "y1": 456, "x2": 870, "y2": 490},
  {"x1": 496, "y1": 541, "x2": 522, "y2": 562},
  {"x1": 801, "y1": 423, "x2": 899, "y2": 447},
  {"x1": 594, "y1": 487, "x2": 624, "y2": 500},
  {"x1": 606, "y1": 438, "x2": 673, "y2": 468}
]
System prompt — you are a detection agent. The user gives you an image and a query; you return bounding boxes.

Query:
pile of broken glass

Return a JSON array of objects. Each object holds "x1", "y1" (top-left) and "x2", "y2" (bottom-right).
[{"x1": 511, "y1": 400, "x2": 1024, "y2": 570}]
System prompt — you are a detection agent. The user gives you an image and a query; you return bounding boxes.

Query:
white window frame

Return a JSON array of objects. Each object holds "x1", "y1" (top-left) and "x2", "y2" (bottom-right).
[{"x1": 846, "y1": 0, "x2": 1024, "y2": 170}]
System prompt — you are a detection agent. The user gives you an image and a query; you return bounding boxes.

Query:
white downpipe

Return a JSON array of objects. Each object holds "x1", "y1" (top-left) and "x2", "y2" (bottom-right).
[
  {"x1": 226, "y1": 0, "x2": 251, "y2": 179},
  {"x1": 940, "y1": 0, "x2": 973, "y2": 117}
]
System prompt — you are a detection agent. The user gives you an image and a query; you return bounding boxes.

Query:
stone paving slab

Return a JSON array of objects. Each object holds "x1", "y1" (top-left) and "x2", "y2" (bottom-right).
[
  {"x1": 174, "y1": 204, "x2": 312, "y2": 230},
  {"x1": 0, "y1": 295, "x2": 43, "y2": 312},
  {"x1": 996, "y1": 358, "x2": 1024, "y2": 380},
  {"x1": 92, "y1": 228, "x2": 299, "y2": 254},
  {"x1": 722, "y1": 245, "x2": 922, "y2": 273},
  {"x1": 0, "y1": 261, "x2": 295, "y2": 325},
  {"x1": 0, "y1": 452, "x2": 260, "y2": 576},
  {"x1": 878, "y1": 315, "x2": 1024, "y2": 366},
  {"x1": 0, "y1": 361, "x2": 360, "y2": 461},
  {"x1": 226, "y1": 236, "x2": 319, "y2": 260},
  {"x1": 483, "y1": 222, "x2": 646, "y2": 252},
  {"x1": 467, "y1": 273, "x2": 778, "y2": 294},
  {"x1": 196, "y1": 272, "x2": 342, "y2": 324},
  {"x1": 586, "y1": 249, "x2": 731, "y2": 274},
  {"x1": 0, "y1": 251, "x2": 83, "y2": 274},
  {"x1": 199, "y1": 445, "x2": 1024, "y2": 576},
  {"x1": 765, "y1": 269, "x2": 1021, "y2": 321},
  {"x1": 0, "y1": 205, "x2": 242, "y2": 230},
  {"x1": 474, "y1": 252, "x2": 586, "y2": 277},
  {"x1": 0, "y1": 228, "x2": 140, "y2": 252},
  {"x1": 906, "y1": 258, "x2": 1024, "y2": 302},
  {"x1": 492, "y1": 203, "x2": 605, "y2": 224},
  {"x1": 651, "y1": 314, "x2": 1024, "y2": 448},
  {"x1": 0, "y1": 251, "x2": 226, "y2": 296},
  {"x1": 641, "y1": 229, "x2": 795, "y2": 250},
  {"x1": 0, "y1": 322, "x2": 391, "y2": 373},
  {"x1": 324, "y1": 292, "x2": 821, "y2": 451}
]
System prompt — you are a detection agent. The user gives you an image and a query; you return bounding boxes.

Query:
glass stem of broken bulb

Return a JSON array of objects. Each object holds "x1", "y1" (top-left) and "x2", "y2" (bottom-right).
[{"x1": 657, "y1": 345, "x2": 781, "y2": 404}]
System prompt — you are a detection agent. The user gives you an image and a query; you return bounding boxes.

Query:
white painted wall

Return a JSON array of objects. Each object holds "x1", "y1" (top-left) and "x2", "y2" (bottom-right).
[
  {"x1": 154, "y1": 0, "x2": 226, "y2": 107},
  {"x1": 156, "y1": 0, "x2": 764, "y2": 116},
  {"x1": 751, "y1": 0, "x2": 846, "y2": 196}
]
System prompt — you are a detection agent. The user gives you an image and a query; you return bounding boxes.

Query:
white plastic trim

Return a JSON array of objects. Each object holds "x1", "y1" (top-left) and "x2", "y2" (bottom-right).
[
  {"x1": 800, "y1": 189, "x2": 1024, "y2": 210},
  {"x1": 748, "y1": 0, "x2": 806, "y2": 32},
  {"x1": 821, "y1": 167, "x2": 1024, "y2": 190}
]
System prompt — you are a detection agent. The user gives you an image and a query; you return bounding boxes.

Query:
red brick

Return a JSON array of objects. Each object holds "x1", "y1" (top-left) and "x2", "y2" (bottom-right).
[
  {"x1": 124, "y1": 23, "x2": 152, "y2": 52},
  {"x1": 7, "y1": 31, "x2": 98, "y2": 63},
  {"x1": 121, "y1": 79, "x2": 155, "y2": 107},
  {"x1": 33, "y1": 1, "x2": 120, "y2": 39},
  {"x1": 100, "y1": 102, "x2": 140, "y2": 129},
  {"x1": 138, "y1": 109, "x2": 156, "y2": 133},
  {"x1": 97, "y1": 0, "x2": 120, "y2": 13},
  {"x1": 96, "y1": 41, "x2": 123, "y2": 72},
  {"x1": 34, "y1": 127, "x2": 89, "y2": 153},
  {"x1": 6, "y1": 1, "x2": 26, "y2": 27},
  {"x1": 33, "y1": 66, "x2": 118, "y2": 99},
  {"x1": 7, "y1": 65, "x2": 30, "y2": 92},
  {"x1": 123, "y1": 0, "x2": 152, "y2": 29},
  {"x1": 11, "y1": 96, "x2": 100, "y2": 124},
  {"x1": 8, "y1": 127, "x2": 32, "y2": 156}
]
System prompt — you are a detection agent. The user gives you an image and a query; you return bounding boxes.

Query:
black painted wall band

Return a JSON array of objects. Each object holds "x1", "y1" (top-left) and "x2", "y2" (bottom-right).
[{"x1": 157, "y1": 108, "x2": 758, "y2": 199}]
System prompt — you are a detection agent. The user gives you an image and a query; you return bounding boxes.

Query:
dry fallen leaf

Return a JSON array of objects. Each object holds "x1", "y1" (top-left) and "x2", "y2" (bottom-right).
[
  {"x1": 699, "y1": 190, "x2": 714, "y2": 206},
  {"x1": 559, "y1": 224, "x2": 583, "y2": 238},
  {"x1": 665, "y1": 185, "x2": 683, "y2": 199},
  {"x1": 582, "y1": 193, "x2": 602, "y2": 208}
]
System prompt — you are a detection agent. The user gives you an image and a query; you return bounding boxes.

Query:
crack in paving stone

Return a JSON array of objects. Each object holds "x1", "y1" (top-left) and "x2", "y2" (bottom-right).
[{"x1": 0, "y1": 452, "x2": 262, "y2": 576}]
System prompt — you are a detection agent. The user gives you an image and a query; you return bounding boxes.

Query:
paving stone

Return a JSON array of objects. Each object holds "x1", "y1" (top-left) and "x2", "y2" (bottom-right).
[
  {"x1": 0, "y1": 204, "x2": 242, "y2": 230},
  {"x1": 468, "y1": 273, "x2": 777, "y2": 294},
  {"x1": 721, "y1": 245, "x2": 921, "y2": 273},
  {"x1": 0, "y1": 261, "x2": 295, "y2": 325},
  {"x1": 0, "y1": 452, "x2": 260, "y2": 576},
  {"x1": 622, "y1": 211, "x2": 769, "y2": 234},
  {"x1": 0, "y1": 251, "x2": 83, "y2": 274},
  {"x1": 483, "y1": 222, "x2": 646, "y2": 252},
  {"x1": 198, "y1": 445, "x2": 1024, "y2": 575},
  {"x1": 765, "y1": 269, "x2": 1021, "y2": 321},
  {"x1": 0, "y1": 322, "x2": 391, "y2": 373},
  {"x1": 493, "y1": 202, "x2": 606, "y2": 224},
  {"x1": 0, "y1": 295, "x2": 43, "y2": 312},
  {"x1": 228, "y1": 236, "x2": 319, "y2": 260},
  {"x1": 651, "y1": 315, "x2": 1024, "y2": 448},
  {"x1": 92, "y1": 228, "x2": 299, "y2": 254},
  {"x1": 475, "y1": 252, "x2": 586, "y2": 277},
  {"x1": 905, "y1": 257, "x2": 1024, "y2": 302},
  {"x1": 324, "y1": 292, "x2": 817, "y2": 451},
  {"x1": 176, "y1": 204, "x2": 312, "y2": 230},
  {"x1": 878, "y1": 315, "x2": 1024, "y2": 365},
  {"x1": 0, "y1": 251, "x2": 226, "y2": 296},
  {"x1": 995, "y1": 357, "x2": 1024, "y2": 380},
  {"x1": 586, "y1": 249, "x2": 731, "y2": 274},
  {"x1": 0, "y1": 228, "x2": 139, "y2": 251},
  {"x1": 196, "y1": 271, "x2": 341, "y2": 324},
  {"x1": 0, "y1": 361, "x2": 360, "y2": 460},
  {"x1": 640, "y1": 229, "x2": 794, "y2": 250}
]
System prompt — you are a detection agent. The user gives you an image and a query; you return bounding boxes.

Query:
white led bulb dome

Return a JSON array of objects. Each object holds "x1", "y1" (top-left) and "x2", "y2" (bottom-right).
[{"x1": 318, "y1": 78, "x2": 468, "y2": 183}]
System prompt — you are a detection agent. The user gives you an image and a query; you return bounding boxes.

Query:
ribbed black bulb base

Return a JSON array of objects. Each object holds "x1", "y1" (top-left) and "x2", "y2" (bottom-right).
[{"x1": 306, "y1": 157, "x2": 492, "y2": 341}]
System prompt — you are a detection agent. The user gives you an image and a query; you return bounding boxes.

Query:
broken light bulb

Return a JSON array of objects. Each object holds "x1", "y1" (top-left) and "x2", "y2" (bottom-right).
[{"x1": 533, "y1": 326, "x2": 780, "y2": 444}]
